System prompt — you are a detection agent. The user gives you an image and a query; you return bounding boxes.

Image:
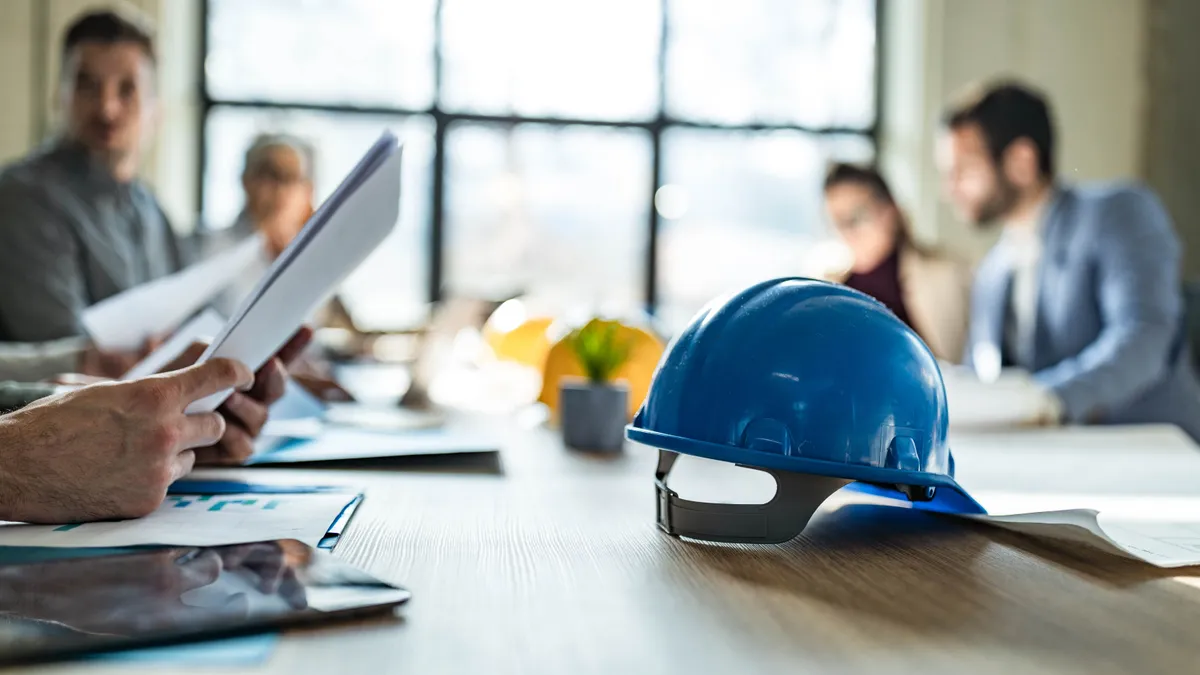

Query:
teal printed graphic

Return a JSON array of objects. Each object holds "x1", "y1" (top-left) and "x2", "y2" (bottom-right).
[
  {"x1": 209, "y1": 499, "x2": 256, "y2": 512},
  {"x1": 164, "y1": 495, "x2": 286, "y2": 512}
]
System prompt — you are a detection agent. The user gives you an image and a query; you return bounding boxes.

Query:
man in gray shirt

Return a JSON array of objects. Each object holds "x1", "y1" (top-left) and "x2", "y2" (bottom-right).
[
  {"x1": 0, "y1": 8, "x2": 184, "y2": 371},
  {"x1": 0, "y1": 8, "x2": 300, "y2": 484}
]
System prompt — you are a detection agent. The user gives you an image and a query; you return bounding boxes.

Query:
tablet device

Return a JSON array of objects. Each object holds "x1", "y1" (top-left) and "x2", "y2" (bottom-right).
[{"x1": 0, "y1": 539, "x2": 409, "y2": 666}]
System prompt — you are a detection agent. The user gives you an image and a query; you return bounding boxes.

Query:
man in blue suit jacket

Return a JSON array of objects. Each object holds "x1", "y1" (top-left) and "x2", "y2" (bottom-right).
[{"x1": 939, "y1": 81, "x2": 1200, "y2": 441}]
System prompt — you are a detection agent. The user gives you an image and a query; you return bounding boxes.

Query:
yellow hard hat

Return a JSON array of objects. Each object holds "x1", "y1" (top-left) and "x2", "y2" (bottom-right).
[
  {"x1": 481, "y1": 300, "x2": 557, "y2": 369},
  {"x1": 539, "y1": 321, "x2": 665, "y2": 424}
]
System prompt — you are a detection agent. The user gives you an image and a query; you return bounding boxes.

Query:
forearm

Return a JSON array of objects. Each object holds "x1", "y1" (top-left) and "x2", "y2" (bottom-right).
[
  {"x1": 0, "y1": 337, "x2": 88, "y2": 383},
  {"x1": 1036, "y1": 187, "x2": 1184, "y2": 423},
  {"x1": 1033, "y1": 324, "x2": 1174, "y2": 422}
]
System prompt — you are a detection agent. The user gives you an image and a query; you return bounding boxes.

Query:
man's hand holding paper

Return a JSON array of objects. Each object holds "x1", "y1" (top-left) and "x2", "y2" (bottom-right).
[
  {"x1": 163, "y1": 327, "x2": 314, "y2": 466},
  {"x1": 184, "y1": 132, "x2": 403, "y2": 414}
]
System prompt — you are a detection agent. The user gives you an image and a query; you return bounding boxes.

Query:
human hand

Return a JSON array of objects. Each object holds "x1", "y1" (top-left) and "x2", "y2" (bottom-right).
[
  {"x1": 76, "y1": 337, "x2": 160, "y2": 379},
  {"x1": 0, "y1": 359, "x2": 254, "y2": 524},
  {"x1": 291, "y1": 372, "x2": 355, "y2": 402},
  {"x1": 161, "y1": 328, "x2": 314, "y2": 466}
]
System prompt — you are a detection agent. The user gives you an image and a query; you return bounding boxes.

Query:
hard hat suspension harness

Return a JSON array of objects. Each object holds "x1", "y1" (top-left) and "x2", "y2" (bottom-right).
[{"x1": 655, "y1": 449, "x2": 852, "y2": 544}]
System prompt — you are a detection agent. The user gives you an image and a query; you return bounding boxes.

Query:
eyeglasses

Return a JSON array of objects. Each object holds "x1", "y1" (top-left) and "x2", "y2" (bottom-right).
[
  {"x1": 248, "y1": 166, "x2": 305, "y2": 185},
  {"x1": 831, "y1": 203, "x2": 877, "y2": 233}
]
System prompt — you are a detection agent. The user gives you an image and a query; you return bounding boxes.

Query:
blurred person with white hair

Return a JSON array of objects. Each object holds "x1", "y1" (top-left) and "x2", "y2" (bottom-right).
[
  {"x1": 203, "y1": 133, "x2": 317, "y2": 315},
  {"x1": 198, "y1": 133, "x2": 356, "y2": 400}
]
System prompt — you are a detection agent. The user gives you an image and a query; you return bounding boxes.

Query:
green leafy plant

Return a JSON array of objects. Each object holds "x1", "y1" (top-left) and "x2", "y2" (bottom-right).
[{"x1": 567, "y1": 319, "x2": 632, "y2": 384}]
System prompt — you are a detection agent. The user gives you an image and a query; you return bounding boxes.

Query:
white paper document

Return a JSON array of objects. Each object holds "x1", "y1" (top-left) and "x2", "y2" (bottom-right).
[
  {"x1": 0, "y1": 491, "x2": 358, "y2": 548},
  {"x1": 970, "y1": 508, "x2": 1200, "y2": 568},
  {"x1": 946, "y1": 426, "x2": 1200, "y2": 567},
  {"x1": 248, "y1": 427, "x2": 498, "y2": 465},
  {"x1": 186, "y1": 132, "x2": 404, "y2": 414},
  {"x1": 941, "y1": 365, "x2": 1055, "y2": 428},
  {"x1": 82, "y1": 236, "x2": 265, "y2": 351},
  {"x1": 121, "y1": 308, "x2": 228, "y2": 380}
]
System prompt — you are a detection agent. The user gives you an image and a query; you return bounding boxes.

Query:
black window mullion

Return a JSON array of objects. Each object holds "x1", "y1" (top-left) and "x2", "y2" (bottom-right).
[
  {"x1": 195, "y1": 4, "x2": 211, "y2": 230},
  {"x1": 196, "y1": 0, "x2": 881, "y2": 321},
  {"x1": 430, "y1": 114, "x2": 447, "y2": 305},
  {"x1": 872, "y1": 0, "x2": 884, "y2": 150},
  {"x1": 430, "y1": 0, "x2": 445, "y2": 305},
  {"x1": 646, "y1": 125, "x2": 662, "y2": 317},
  {"x1": 646, "y1": 0, "x2": 670, "y2": 316}
]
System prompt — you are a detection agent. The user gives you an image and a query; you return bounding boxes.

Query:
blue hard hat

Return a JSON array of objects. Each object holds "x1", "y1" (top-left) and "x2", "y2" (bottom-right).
[{"x1": 627, "y1": 277, "x2": 985, "y2": 544}]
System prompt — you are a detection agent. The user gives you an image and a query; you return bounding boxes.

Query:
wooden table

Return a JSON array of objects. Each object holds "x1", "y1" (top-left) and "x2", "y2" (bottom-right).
[{"x1": 26, "y1": 419, "x2": 1200, "y2": 675}]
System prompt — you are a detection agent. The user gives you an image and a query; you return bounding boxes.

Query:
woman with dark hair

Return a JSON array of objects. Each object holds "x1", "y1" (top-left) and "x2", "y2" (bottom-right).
[{"x1": 823, "y1": 163, "x2": 972, "y2": 362}]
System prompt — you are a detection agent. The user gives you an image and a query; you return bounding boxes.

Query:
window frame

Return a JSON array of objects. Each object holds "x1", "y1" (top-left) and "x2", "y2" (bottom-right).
[{"x1": 197, "y1": 0, "x2": 883, "y2": 316}]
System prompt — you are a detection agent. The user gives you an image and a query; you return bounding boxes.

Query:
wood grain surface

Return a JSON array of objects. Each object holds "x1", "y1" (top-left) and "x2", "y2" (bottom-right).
[{"x1": 22, "y1": 419, "x2": 1200, "y2": 675}]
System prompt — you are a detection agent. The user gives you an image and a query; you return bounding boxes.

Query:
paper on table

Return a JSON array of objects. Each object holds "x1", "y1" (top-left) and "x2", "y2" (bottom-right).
[
  {"x1": 0, "y1": 492, "x2": 359, "y2": 548},
  {"x1": 323, "y1": 403, "x2": 445, "y2": 432},
  {"x1": 186, "y1": 133, "x2": 403, "y2": 414},
  {"x1": 253, "y1": 373, "x2": 447, "y2": 454},
  {"x1": 82, "y1": 236, "x2": 265, "y2": 351},
  {"x1": 941, "y1": 365, "x2": 1056, "y2": 428},
  {"x1": 121, "y1": 308, "x2": 227, "y2": 380},
  {"x1": 247, "y1": 427, "x2": 499, "y2": 465},
  {"x1": 269, "y1": 377, "x2": 328, "y2": 421},
  {"x1": 945, "y1": 426, "x2": 1200, "y2": 567},
  {"x1": 967, "y1": 508, "x2": 1200, "y2": 568},
  {"x1": 259, "y1": 404, "x2": 445, "y2": 440}
]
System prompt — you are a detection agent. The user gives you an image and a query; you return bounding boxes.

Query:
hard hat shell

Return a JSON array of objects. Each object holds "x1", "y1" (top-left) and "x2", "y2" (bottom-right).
[{"x1": 628, "y1": 277, "x2": 984, "y2": 525}]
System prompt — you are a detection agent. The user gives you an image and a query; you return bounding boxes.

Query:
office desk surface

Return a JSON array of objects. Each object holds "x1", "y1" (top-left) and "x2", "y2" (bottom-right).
[{"x1": 27, "y1": 422, "x2": 1200, "y2": 675}]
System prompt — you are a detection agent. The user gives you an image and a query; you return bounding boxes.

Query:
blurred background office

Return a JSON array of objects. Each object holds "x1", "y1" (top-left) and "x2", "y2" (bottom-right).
[{"x1": 0, "y1": 0, "x2": 1196, "y2": 405}]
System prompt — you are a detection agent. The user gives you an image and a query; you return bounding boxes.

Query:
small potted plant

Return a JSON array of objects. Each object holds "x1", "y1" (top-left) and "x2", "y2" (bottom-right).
[{"x1": 559, "y1": 318, "x2": 632, "y2": 451}]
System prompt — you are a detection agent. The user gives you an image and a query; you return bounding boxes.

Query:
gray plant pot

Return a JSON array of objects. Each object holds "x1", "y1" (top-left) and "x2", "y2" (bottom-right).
[{"x1": 560, "y1": 380, "x2": 629, "y2": 451}]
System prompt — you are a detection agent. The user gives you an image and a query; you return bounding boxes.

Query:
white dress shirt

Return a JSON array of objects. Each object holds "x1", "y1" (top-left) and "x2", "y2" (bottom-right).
[
  {"x1": 995, "y1": 196, "x2": 1063, "y2": 423},
  {"x1": 1002, "y1": 221, "x2": 1042, "y2": 368}
]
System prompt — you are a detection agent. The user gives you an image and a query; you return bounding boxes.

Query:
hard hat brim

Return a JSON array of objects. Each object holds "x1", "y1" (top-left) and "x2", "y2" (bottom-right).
[{"x1": 627, "y1": 425, "x2": 986, "y2": 516}]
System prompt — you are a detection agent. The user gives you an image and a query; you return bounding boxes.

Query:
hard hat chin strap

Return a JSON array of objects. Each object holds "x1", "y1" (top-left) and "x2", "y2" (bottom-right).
[{"x1": 655, "y1": 449, "x2": 851, "y2": 544}]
